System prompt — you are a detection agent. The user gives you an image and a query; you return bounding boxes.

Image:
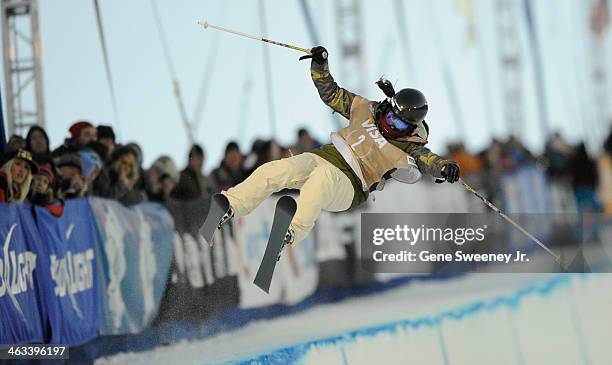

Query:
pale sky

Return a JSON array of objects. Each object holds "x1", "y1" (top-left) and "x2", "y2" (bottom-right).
[{"x1": 1, "y1": 0, "x2": 611, "y2": 171}]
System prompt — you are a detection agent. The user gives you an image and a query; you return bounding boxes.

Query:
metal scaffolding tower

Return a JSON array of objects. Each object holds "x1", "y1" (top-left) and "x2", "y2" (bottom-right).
[
  {"x1": 334, "y1": 0, "x2": 366, "y2": 95},
  {"x1": 495, "y1": 0, "x2": 524, "y2": 137},
  {"x1": 1, "y1": 0, "x2": 45, "y2": 137}
]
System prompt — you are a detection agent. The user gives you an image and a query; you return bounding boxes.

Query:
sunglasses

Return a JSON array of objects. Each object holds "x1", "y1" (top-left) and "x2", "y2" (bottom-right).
[{"x1": 385, "y1": 111, "x2": 417, "y2": 132}]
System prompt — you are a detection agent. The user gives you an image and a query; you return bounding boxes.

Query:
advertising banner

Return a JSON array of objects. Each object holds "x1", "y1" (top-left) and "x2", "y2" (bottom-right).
[
  {"x1": 35, "y1": 199, "x2": 99, "y2": 345},
  {"x1": 90, "y1": 199, "x2": 174, "y2": 335},
  {"x1": 0, "y1": 204, "x2": 45, "y2": 344}
]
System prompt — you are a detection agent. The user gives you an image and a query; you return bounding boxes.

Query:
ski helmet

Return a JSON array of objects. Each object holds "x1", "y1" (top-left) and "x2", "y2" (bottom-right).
[
  {"x1": 389, "y1": 88, "x2": 428, "y2": 125},
  {"x1": 377, "y1": 89, "x2": 427, "y2": 138}
]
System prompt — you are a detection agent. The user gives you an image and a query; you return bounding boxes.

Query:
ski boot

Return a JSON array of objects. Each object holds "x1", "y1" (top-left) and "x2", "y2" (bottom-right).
[
  {"x1": 199, "y1": 193, "x2": 233, "y2": 246},
  {"x1": 217, "y1": 207, "x2": 234, "y2": 229},
  {"x1": 277, "y1": 226, "x2": 295, "y2": 261}
]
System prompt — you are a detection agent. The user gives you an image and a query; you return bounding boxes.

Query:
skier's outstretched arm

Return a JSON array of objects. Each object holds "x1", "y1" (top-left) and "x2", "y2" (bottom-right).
[
  {"x1": 402, "y1": 142, "x2": 460, "y2": 182},
  {"x1": 306, "y1": 46, "x2": 356, "y2": 120}
]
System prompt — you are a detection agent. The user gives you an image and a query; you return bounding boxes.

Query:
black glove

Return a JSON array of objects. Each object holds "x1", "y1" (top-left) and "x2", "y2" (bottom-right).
[
  {"x1": 440, "y1": 161, "x2": 460, "y2": 183},
  {"x1": 299, "y1": 46, "x2": 328, "y2": 64}
]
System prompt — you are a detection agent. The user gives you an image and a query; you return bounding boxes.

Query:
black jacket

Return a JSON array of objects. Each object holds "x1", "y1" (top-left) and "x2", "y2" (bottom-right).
[
  {"x1": 93, "y1": 167, "x2": 146, "y2": 206},
  {"x1": 171, "y1": 166, "x2": 214, "y2": 200},
  {"x1": 211, "y1": 162, "x2": 245, "y2": 192}
]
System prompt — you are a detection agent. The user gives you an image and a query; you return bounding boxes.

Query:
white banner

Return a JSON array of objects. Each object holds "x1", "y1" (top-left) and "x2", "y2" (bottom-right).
[{"x1": 235, "y1": 196, "x2": 318, "y2": 308}]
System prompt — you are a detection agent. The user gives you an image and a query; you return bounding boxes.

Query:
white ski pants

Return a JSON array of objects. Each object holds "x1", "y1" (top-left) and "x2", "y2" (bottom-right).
[{"x1": 222, "y1": 152, "x2": 355, "y2": 245}]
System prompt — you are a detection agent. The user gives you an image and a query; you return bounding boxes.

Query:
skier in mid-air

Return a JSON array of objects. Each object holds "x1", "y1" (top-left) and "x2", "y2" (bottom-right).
[{"x1": 205, "y1": 46, "x2": 460, "y2": 259}]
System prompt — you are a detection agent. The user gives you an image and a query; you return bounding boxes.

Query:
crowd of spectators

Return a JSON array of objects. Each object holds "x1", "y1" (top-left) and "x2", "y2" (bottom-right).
[
  {"x1": 447, "y1": 129, "x2": 612, "y2": 217},
  {"x1": 1, "y1": 120, "x2": 611, "y2": 219},
  {"x1": 0, "y1": 121, "x2": 323, "y2": 213}
]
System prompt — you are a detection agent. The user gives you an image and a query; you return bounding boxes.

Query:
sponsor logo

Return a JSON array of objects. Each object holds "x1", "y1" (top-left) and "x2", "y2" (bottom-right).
[
  {"x1": 361, "y1": 120, "x2": 387, "y2": 149},
  {"x1": 50, "y1": 249, "x2": 94, "y2": 297},
  {"x1": 0, "y1": 224, "x2": 37, "y2": 298}
]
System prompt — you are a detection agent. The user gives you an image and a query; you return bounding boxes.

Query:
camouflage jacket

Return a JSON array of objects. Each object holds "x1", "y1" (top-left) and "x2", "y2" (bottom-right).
[{"x1": 308, "y1": 59, "x2": 449, "y2": 209}]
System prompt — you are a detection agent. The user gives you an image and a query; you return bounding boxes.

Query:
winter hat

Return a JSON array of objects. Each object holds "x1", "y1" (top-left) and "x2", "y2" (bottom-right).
[
  {"x1": 79, "y1": 149, "x2": 103, "y2": 178},
  {"x1": 2, "y1": 149, "x2": 39, "y2": 174},
  {"x1": 55, "y1": 153, "x2": 83, "y2": 173},
  {"x1": 152, "y1": 155, "x2": 178, "y2": 181},
  {"x1": 37, "y1": 165, "x2": 54, "y2": 184},
  {"x1": 97, "y1": 125, "x2": 116, "y2": 142},
  {"x1": 69, "y1": 120, "x2": 94, "y2": 139}
]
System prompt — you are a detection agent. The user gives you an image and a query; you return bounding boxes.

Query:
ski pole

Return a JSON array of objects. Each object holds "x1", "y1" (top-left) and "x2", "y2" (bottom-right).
[
  {"x1": 458, "y1": 178, "x2": 566, "y2": 269},
  {"x1": 197, "y1": 20, "x2": 311, "y2": 54}
]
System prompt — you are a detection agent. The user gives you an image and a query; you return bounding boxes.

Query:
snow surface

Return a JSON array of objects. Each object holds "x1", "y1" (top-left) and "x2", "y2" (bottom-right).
[{"x1": 95, "y1": 273, "x2": 564, "y2": 365}]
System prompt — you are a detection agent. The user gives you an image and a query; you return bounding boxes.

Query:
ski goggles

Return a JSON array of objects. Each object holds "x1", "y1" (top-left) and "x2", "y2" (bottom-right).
[{"x1": 384, "y1": 110, "x2": 417, "y2": 133}]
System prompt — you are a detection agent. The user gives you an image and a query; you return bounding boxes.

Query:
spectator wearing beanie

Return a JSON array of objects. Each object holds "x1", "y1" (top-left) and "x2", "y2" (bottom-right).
[
  {"x1": 28, "y1": 164, "x2": 65, "y2": 217},
  {"x1": 29, "y1": 165, "x2": 54, "y2": 206},
  {"x1": 79, "y1": 148, "x2": 103, "y2": 192},
  {"x1": 55, "y1": 153, "x2": 87, "y2": 199},
  {"x1": 0, "y1": 149, "x2": 38, "y2": 203},
  {"x1": 70, "y1": 121, "x2": 97, "y2": 147},
  {"x1": 149, "y1": 173, "x2": 176, "y2": 204},
  {"x1": 145, "y1": 155, "x2": 178, "y2": 201},
  {"x1": 93, "y1": 145, "x2": 146, "y2": 206},
  {"x1": 97, "y1": 125, "x2": 116, "y2": 161},
  {"x1": 52, "y1": 120, "x2": 97, "y2": 157}
]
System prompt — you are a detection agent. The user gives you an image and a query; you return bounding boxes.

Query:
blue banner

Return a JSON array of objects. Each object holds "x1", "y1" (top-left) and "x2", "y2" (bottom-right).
[
  {"x1": 90, "y1": 199, "x2": 174, "y2": 335},
  {"x1": 35, "y1": 199, "x2": 99, "y2": 345},
  {"x1": 0, "y1": 204, "x2": 46, "y2": 344}
]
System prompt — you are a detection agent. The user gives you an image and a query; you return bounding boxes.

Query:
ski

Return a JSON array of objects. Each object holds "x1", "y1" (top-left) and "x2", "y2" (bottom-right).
[
  {"x1": 253, "y1": 196, "x2": 297, "y2": 293},
  {"x1": 198, "y1": 193, "x2": 231, "y2": 247}
]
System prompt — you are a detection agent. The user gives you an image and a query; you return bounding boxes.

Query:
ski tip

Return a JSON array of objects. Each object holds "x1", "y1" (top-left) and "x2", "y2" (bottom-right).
[
  {"x1": 253, "y1": 274, "x2": 271, "y2": 294},
  {"x1": 197, "y1": 20, "x2": 209, "y2": 29},
  {"x1": 198, "y1": 230, "x2": 214, "y2": 247},
  {"x1": 254, "y1": 282, "x2": 270, "y2": 294}
]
